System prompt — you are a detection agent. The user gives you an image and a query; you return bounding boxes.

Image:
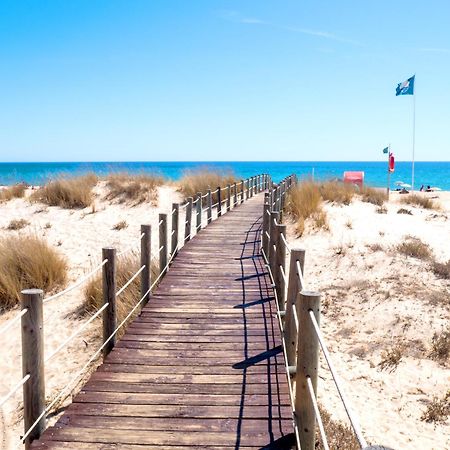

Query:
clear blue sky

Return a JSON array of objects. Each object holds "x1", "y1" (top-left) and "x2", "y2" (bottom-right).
[{"x1": 1, "y1": 1, "x2": 449, "y2": 162}]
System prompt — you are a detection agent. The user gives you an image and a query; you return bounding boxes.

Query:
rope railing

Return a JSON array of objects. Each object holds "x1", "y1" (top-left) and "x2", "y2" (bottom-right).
[
  {"x1": 43, "y1": 259, "x2": 108, "y2": 304},
  {"x1": 260, "y1": 173, "x2": 387, "y2": 450},
  {"x1": 11, "y1": 172, "x2": 270, "y2": 448}
]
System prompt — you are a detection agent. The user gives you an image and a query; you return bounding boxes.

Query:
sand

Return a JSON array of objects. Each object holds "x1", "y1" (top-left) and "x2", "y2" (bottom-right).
[
  {"x1": 0, "y1": 183, "x2": 183, "y2": 449},
  {"x1": 286, "y1": 191, "x2": 450, "y2": 450}
]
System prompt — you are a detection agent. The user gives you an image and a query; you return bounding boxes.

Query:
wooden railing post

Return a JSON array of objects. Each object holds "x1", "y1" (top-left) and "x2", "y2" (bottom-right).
[
  {"x1": 184, "y1": 197, "x2": 193, "y2": 242},
  {"x1": 233, "y1": 182, "x2": 238, "y2": 206},
  {"x1": 171, "y1": 203, "x2": 179, "y2": 257},
  {"x1": 246, "y1": 179, "x2": 250, "y2": 200},
  {"x1": 250, "y1": 177, "x2": 254, "y2": 197},
  {"x1": 207, "y1": 189, "x2": 212, "y2": 224},
  {"x1": 102, "y1": 247, "x2": 116, "y2": 358},
  {"x1": 262, "y1": 193, "x2": 270, "y2": 257},
  {"x1": 159, "y1": 213, "x2": 168, "y2": 274},
  {"x1": 295, "y1": 290, "x2": 321, "y2": 450},
  {"x1": 196, "y1": 192, "x2": 202, "y2": 232},
  {"x1": 21, "y1": 289, "x2": 45, "y2": 449},
  {"x1": 241, "y1": 179, "x2": 245, "y2": 203},
  {"x1": 217, "y1": 187, "x2": 222, "y2": 217},
  {"x1": 141, "y1": 224, "x2": 151, "y2": 304},
  {"x1": 284, "y1": 248, "x2": 305, "y2": 367},
  {"x1": 275, "y1": 223, "x2": 287, "y2": 312},
  {"x1": 269, "y1": 212, "x2": 279, "y2": 278},
  {"x1": 226, "y1": 184, "x2": 231, "y2": 212}
]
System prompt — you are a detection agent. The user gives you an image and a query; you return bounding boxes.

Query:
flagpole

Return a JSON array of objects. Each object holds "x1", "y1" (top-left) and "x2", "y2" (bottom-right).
[
  {"x1": 412, "y1": 86, "x2": 416, "y2": 191},
  {"x1": 387, "y1": 143, "x2": 391, "y2": 199}
]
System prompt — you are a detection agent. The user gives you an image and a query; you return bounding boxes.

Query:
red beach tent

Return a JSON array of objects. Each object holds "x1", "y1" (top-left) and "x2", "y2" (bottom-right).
[{"x1": 343, "y1": 171, "x2": 364, "y2": 187}]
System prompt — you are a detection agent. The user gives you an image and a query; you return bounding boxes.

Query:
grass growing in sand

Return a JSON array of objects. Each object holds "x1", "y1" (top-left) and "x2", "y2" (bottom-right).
[
  {"x1": 31, "y1": 174, "x2": 98, "y2": 209},
  {"x1": 112, "y1": 220, "x2": 128, "y2": 231},
  {"x1": 396, "y1": 236, "x2": 432, "y2": 260},
  {"x1": 105, "y1": 173, "x2": 164, "y2": 205},
  {"x1": 421, "y1": 391, "x2": 450, "y2": 424},
  {"x1": 430, "y1": 259, "x2": 450, "y2": 279},
  {"x1": 318, "y1": 181, "x2": 355, "y2": 205},
  {"x1": 0, "y1": 183, "x2": 27, "y2": 202},
  {"x1": 6, "y1": 218, "x2": 30, "y2": 230},
  {"x1": 360, "y1": 186, "x2": 387, "y2": 206},
  {"x1": 178, "y1": 169, "x2": 237, "y2": 202},
  {"x1": 285, "y1": 181, "x2": 328, "y2": 236},
  {"x1": 0, "y1": 236, "x2": 67, "y2": 311},
  {"x1": 82, "y1": 253, "x2": 158, "y2": 331},
  {"x1": 378, "y1": 344, "x2": 403, "y2": 372},
  {"x1": 401, "y1": 194, "x2": 438, "y2": 210},
  {"x1": 430, "y1": 327, "x2": 450, "y2": 362}
]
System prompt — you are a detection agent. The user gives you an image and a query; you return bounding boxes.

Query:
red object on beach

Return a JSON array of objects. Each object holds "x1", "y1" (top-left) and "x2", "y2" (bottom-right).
[
  {"x1": 389, "y1": 153, "x2": 395, "y2": 172},
  {"x1": 343, "y1": 171, "x2": 364, "y2": 187}
]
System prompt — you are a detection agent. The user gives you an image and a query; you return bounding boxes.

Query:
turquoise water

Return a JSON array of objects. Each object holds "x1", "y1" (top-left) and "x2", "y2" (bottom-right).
[{"x1": 0, "y1": 161, "x2": 449, "y2": 190}]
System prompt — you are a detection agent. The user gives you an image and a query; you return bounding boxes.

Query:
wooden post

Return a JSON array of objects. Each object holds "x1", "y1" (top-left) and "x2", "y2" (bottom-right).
[
  {"x1": 250, "y1": 177, "x2": 254, "y2": 197},
  {"x1": 269, "y1": 212, "x2": 279, "y2": 278},
  {"x1": 140, "y1": 224, "x2": 151, "y2": 304},
  {"x1": 207, "y1": 189, "x2": 212, "y2": 224},
  {"x1": 295, "y1": 290, "x2": 321, "y2": 450},
  {"x1": 217, "y1": 187, "x2": 222, "y2": 217},
  {"x1": 240, "y1": 180, "x2": 245, "y2": 204},
  {"x1": 246, "y1": 179, "x2": 249, "y2": 200},
  {"x1": 226, "y1": 184, "x2": 231, "y2": 212},
  {"x1": 185, "y1": 197, "x2": 193, "y2": 242},
  {"x1": 262, "y1": 193, "x2": 270, "y2": 257},
  {"x1": 196, "y1": 192, "x2": 202, "y2": 232},
  {"x1": 21, "y1": 289, "x2": 45, "y2": 449},
  {"x1": 233, "y1": 182, "x2": 238, "y2": 206},
  {"x1": 102, "y1": 247, "x2": 116, "y2": 358},
  {"x1": 171, "y1": 203, "x2": 179, "y2": 257},
  {"x1": 275, "y1": 223, "x2": 287, "y2": 312},
  {"x1": 284, "y1": 248, "x2": 306, "y2": 367},
  {"x1": 159, "y1": 213, "x2": 168, "y2": 275}
]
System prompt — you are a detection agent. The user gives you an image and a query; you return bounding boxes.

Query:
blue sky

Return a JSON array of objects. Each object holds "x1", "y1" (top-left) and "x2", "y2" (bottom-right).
[{"x1": 1, "y1": 1, "x2": 449, "y2": 162}]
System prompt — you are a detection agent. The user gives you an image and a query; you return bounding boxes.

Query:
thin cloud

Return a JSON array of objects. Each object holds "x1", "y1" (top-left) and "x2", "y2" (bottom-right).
[{"x1": 217, "y1": 10, "x2": 361, "y2": 46}]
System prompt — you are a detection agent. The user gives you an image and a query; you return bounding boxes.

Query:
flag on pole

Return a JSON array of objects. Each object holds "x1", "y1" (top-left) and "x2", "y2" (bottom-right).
[
  {"x1": 382, "y1": 147, "x2": 389, "y2": 154},
  {"x1": 396, "y1": 75, "x2": 415, "y2": 96},
  {"x1": 389, "y1": 153, "x2": 395, "y2": 172}
]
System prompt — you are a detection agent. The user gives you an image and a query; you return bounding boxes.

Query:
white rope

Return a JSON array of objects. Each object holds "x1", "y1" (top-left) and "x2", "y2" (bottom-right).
[
  {"x1": 265, "y1": 231, "x2": 270, "y2": 240},
  {"x1": 171, "y1": 230, "x2": 176, "y2": 236},
  {"x1": 0, "y1": 308, "x2": 28, "y2": 338},
  {"x1": 296, "y1": 260, "x2": 305, "y2": 290},
  {"x1": 306, "y1": 377, "x2": 330, "y2": 450},
  {"x1": 292, "y1": 304, "x2": 299, "y2": 332},
  {"x1": 158, "y1": 219, "x2": 164, "y2": 226},
  {"x1": 43, "y1": 260, "x2": 108, "y2": 304},
  {"x1": 159, "y1": 245, "x2": 164, "y2": 252},
  {"x1": 179, "y1": 202, "x2": 189, "y2": 209},
  {"x1": 281, "y1": 233, "x2": 291, "y2": 253},
  {"x1": 201, "y1": 192, "x2": 209, "y2": 199},
  {"x1": 116, "y1": 265, "x2": 146, "y2": 297},
  {"x1": 172, "y1": 208, "x2": 177, "y2": 214},
  {"x1": 211, "y1": 202, "x2": 219, "y2": 208},
  {"x1": 45, "y1": 303, "x2": 109, "y2": 363},
  {"x1": 210, "y1": 188, "x2": 219, "y2": 194},
  {"x1": 279, "y1": 265, "x2": 287, "y2": 283},
  {"x1": 117, "y1": 233, "x2": 145, "y2": 258},
  {"x1": 309, "y1": 311, "x2": 368, "y2": 448},
  {"x1": 0, "y1": 374, "x2": 30, "y2": 408}
]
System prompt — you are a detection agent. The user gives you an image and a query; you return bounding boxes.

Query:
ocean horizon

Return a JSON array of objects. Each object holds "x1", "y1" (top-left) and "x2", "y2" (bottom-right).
[{"x1": 0, "y1": 161, "x2": 449, "y2": 190}]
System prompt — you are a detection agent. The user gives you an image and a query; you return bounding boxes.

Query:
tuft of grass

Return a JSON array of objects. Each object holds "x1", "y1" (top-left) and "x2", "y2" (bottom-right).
[
  {"x1": 430, "y1": 327, "x2": 450, "y2": 362},
  {"x1": 285, "y1": 181, "x2": 328, "y2": 236},
  {"x1": 376, "y1": 206, "x2": 388, "y2": 214},
  {"x1": 0, "y1": 183, "x2": 27, "y2": 202},
  {"x1": 178, "y1": 169, "x2": 237, "y2": 202},
  {"x1": 421, "y1": 391, "x2": 450, "y2": 424},
  {"x1": 431, "y1": 259, "x2": 450, "y2": 280},
  {"x1": 396, "y1": 236, "x2": 432, "y2": 260},
  {"x1": 378, "y1": 344, "x2": 403, "y2": 372},
  {"x1": 44, "y1": 222, "x2": 52, "y2": 229},
  {"x1": 0, "y1": 236, "x2": 67, "y2": 311},
  {"x1": 360, "y1": 187, "x2": 387, "y2": 206},
  {"x1": 6, "y1": 219, "x2": 30, "y2": 230},
  {"x1": 105, "y1": 173, "x2": 163, "y2": 205},
  {"x1": 368, "y1": 243, "x2": 383, "y2": 252},
  {"x1": 112, "y1": 220, "x2": 128, "y2": 231},
  {"x1": 319, "y1": 181, "x2": 355, "y2": 205},
  {"x1": 316, "y1": 406, "x2": 360, "y2": 450},
  {"x1": 397, "y1": 208, "x2": 412, "y2": 215},
  {"x1": 401, "y1": 194, "x2": 438, "y2": 210},
  {"x1": 345, "y1": 219, "x2": 353, "y2": 229},
  {"x1": 31, "y1": 174, "x2": 98, "y2": 209},
  {"x1": 82, "y1": 253, "x2": 158, "y2": 331}
]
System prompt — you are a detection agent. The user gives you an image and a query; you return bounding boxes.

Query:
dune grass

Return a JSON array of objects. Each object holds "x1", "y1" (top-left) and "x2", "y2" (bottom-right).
[
  {"x1": 401, "y1": 193, "x2": 438, "y2": 210},
  {"x1": 0, "y1": 236, "x2": 67, "y2": 311},
  {"x1": 82, "y1": 253, "x2": 158, "y2": 330},
  {"x1": 31, "y1": 174, "x2": 98, "y2": 209},
  {"x1": 431, "y1": 259, "x2": 450, "y2": 280},
  {"x1": 396, "y1": 236, "x2": 432, "y2": 260},
  {"x1": 360, "y1": 186, "x2": 387, "y2": 206},
  {"x1": 0, "y1": 183, "x2": 27, "y2": 202},
  {"x1": 105, "y1": 173, "x2": 164, "y2": 205},
  {"x1": 178, "y1": 169, "x2": 237, "y2": 202},
  {"x1": 421, "y1": 391, "x2": 450, "y2": 424},
  {"x1": 318, "y1": 181, "x2": 355, "y2": 205},
  {"x1": 285, "y1": 181, "x2": 328, "y2": 236},
  {"x1": 6, "y1": 219, "x2": 30, "y2": 230}
]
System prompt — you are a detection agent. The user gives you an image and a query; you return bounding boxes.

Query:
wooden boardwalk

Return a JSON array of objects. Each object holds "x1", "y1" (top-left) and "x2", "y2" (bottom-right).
[{"x1": 32, "y1": 195, "x2": 296, "y2": 450}]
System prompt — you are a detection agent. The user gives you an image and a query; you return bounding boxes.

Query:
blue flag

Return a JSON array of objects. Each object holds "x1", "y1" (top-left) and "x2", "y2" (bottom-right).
[
  {"x1": 383, "y1": 147, "x2": 389, "y2": 154},
  {"x1": 396, "y1": 75, "x2": 415, "y2": 96}
]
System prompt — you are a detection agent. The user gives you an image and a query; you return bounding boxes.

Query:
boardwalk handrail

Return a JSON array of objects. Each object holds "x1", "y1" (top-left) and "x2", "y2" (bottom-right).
[
  {"x1": 0, "y1": 172, "x2": 270, "y2": 449},
  {"x1": 262, "y1": 178, "x2": 393, "y2": 450}
]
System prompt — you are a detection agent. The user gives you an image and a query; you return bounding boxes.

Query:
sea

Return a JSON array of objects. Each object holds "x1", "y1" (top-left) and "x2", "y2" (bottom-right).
[{"x1": 0, "y1": 161, "x2": 449, "y2": 190}]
